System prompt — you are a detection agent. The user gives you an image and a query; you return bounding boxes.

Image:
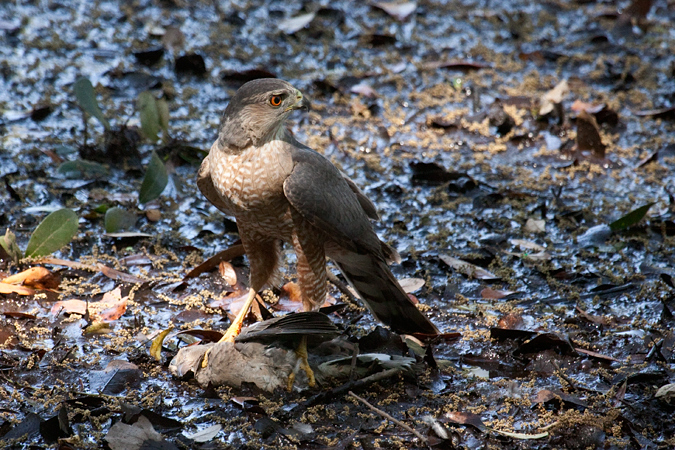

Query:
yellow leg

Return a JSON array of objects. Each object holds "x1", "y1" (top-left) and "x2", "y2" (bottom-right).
[
  {"x1": 202, "y1": 288, "x2": 256, "y2": 368},
  {"x1": 287, "y1": 336, "x2": 316, "y2": 390}
]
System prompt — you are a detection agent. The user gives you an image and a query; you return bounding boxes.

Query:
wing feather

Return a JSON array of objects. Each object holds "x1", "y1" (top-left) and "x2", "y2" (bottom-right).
[{"x1": 283, "y1": 145, "x2": 381, "y2": 256}]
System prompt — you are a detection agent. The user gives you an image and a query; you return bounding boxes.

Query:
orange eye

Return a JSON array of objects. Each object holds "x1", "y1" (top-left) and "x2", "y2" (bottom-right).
[{"x1": 270, "y1": 95, "x2": 282, "y2": 107}]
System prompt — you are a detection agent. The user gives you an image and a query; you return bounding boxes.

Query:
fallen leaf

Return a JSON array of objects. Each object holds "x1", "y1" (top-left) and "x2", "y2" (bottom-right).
[
  {"x1": 57, "y1": 160, "x2": 109, "y2": 179},
  {"x1": 139, "y1": 151, "x2": 168, "y2": 204},
  {"x1": 183, "y1": 424, "x2": 221, "y2": 443},
  {"x1": 524, "y1": 219, "x2": 546, "y2": 233},
  {"x1": 104, "y1": 207, "x2": 137, "y2": 233},
  {"x1": 105, "y1": 416, "x2": 163, "y2": 450},
  {"x1": 443, "y1": 411, "x2": 486, "y2": 430},
  {"x1": 275, "y1": 282, "x2": 304, "y2": 312},
  {"x1": 278, "y1": 12, "x2": 316, "y2": 34},
  {"x1": 373, "y1": 2, "x2": 417, "y2": 21},
  {"x1": 183, "y1": 243, "x2": 246, "y2": 280},
  {"x1": 481, "y1": 287, "x2": 517, "y2": 299},
  {"x1": 98, "y1": 263, "x2": 146, "y2": 284},
  {"x1": 25, "y1": 209, "x2": 79, "y2": 258},
  {"x1": 176, "y1": 329, "x2": 223, "y2": 343},
  {"x1": 138, "y1": 91, "x2": 162, "y2": 142},
  {"x1": 399, "y1": 277, "x2": 425, "y2": 293},
  {"x1": 51, "y1": 299, "x2": 87, "y2": 316},
  {"x1": 150, "y1": 325, "x2": 174, "y2": 361},
  {"x1": 655, "y1": 383, "x2": 675, "y2": 401},
  {"x1": 509, "y1": 239, "x2": 545, "y2": 252},
  {"x1": 73, "y1": 77, "x2": 110, "y2": 130},
  {"x1": 98, "y1": 288, "x2": 127, "y2": 321},
  {"x1": 104, "y1": 232, "x2": 153, "y2": 238},
  {"x1": 539, "y1": 80, "x2": 569, "y2": 115},
  {"x1": 218, "y1": 261, "x2": 238, "y2": 286},
  {"x1": 609, "y1": 202, "x2": 655, "y2": 232},
  {"x1": 439, "y1": 255, "x2": 500, "y2": 280},
  {"x1": 576, "y1": 110, "x2": 606, "y2": 158},
  {"x1": 1, "y1": 266, "x2": 60, "y2": 289},
  {"x1": 490, "y1": 429, "x2": 548, "y2": 440},
  {"x1": 497, "y1": 312, "x2": 525, "y2": 328}
]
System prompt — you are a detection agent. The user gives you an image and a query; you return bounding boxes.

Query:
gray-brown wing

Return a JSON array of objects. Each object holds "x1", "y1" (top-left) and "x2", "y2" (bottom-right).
[{"x1": 283, "y1": 145, "x2": 382, "y2": 256}]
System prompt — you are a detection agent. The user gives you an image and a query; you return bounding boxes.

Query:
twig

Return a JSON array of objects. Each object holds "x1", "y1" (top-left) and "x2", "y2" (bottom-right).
[
  {"x1": 302, "y1": 367, "x2": 401, "y2": 408},
  {"x1": 326, "y1": 269, "x2": 359, "y2": 305},
  {"x1": 348, "y1": 390, "x2": 428, "y2": 445},
  {"x1": 551, "y1": 360, "x2": 577, "y2": 390}
]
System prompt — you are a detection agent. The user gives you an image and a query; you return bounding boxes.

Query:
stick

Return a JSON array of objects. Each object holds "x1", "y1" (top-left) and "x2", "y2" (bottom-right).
[{"x1": 348, "y1": 391, "x2": 428, "y2": 444}]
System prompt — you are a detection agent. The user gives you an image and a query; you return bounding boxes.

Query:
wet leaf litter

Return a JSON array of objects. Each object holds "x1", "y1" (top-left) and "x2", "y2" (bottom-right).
[{"x1": 1, "y1": 0, "x2": 675, "y2": 449}]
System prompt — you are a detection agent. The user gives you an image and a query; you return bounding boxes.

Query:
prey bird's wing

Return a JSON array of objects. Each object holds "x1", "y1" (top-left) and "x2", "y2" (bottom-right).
[{"x1": 283, "y1": 144, "x2": 382, "y2": 257}]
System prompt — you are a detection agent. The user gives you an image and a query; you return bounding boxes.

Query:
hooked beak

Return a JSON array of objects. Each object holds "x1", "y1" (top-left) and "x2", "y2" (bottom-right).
[{"x1": 287, "y1": 91, "x2": 311, "y2": 112}]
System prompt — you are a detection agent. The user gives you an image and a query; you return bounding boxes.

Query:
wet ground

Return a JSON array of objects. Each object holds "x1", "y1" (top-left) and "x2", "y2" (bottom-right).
[{"x1": 1, "y1": 0, "x2": 675, "y2": 448}]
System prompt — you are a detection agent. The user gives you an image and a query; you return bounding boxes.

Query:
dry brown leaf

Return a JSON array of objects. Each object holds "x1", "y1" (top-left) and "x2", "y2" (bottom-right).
[
  {"x1": 399, "y1": 277, "x2": 425, "y2": 293},
  {"x1": 98, "y1": 288, "x2": 128, "y2": 321},
  {"x1": 219, "y1": 261, "x2": 238, "y2": 286},
  {"x1": 1, "y1": 266, "x2": 60, "y2": 289},
  {"x1": 97, "y1": 263, "x2": 145, "y2": 284},
  {"x1": 509, "y1": 239, "x2": 546, "y2": 252},
  {"x1": 539, "y1": 79, "x2": 569, "y2": 115},
  {"x1": 439, "y1": 255, "x2": 500, "y2": 280},
  {"x1": 481, "y1": 287, "x2": 517, "y2": 300},
  {"x1": 51, "y1": 299, "x2": 87, "y2": 316},
  {"x1": 0, "y1": 283, "x2": 35, "y2": 296}
]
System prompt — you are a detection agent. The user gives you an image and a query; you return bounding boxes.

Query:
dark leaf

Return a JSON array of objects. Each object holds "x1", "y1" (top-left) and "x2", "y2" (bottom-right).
[
  {"x1": 25, "y1": 209, "x2": 79, "y2": 258},
  {"x1": 104, "y1": 207, "x2": 138, "y2": 233},
  {"x1": 73, "y1": 77, "x2": 110, "y2": 130},
  {"x1": 133, "y1": 47, "x2": 164, "y2": 66},
  {"x1": 175, "y1": 53, "x2": 206, "y2": 76},
  {"x1": 57, "y1": 159, "x2": 109, "y2": 178},
  {"x1": 609, "y1": 202, "x2": 655, "y2": 232},
  {"x1": 138, "y1": 91, "x2": 161, "y2": 142},
  {"x1": 576, "y1": 110, "x2": 606, "y2": 158},
  {"x1": 138, "y1": 151, "x2": 168, "y2": 204}
]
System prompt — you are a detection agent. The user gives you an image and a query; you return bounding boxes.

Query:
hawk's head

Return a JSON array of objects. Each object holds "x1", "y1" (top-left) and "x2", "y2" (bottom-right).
[{"x1": 217, "y1": 78, "x2": 310, "y2": 149}]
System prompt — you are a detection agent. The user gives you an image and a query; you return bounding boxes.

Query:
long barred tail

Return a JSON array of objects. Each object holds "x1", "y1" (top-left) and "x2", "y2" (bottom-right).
[{"x1": 335, "y1": 256, "x2": 439, "y2": 335}]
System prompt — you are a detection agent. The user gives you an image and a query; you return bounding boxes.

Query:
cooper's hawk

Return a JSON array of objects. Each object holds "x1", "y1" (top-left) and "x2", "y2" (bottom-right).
[{"x1": 198, "y1": 79, "x2": 438, "y2": 380}]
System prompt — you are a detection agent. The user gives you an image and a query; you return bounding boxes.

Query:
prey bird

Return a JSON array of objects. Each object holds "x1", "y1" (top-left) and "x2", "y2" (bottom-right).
[{"x1": 197, "y1": 78, "x2": 438, "y2": 386}]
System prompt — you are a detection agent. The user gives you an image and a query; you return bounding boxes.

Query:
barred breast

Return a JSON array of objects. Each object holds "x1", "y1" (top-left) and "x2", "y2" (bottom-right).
[{"x1": 209, "y1": 140, "x2": 296, "y2": 241}]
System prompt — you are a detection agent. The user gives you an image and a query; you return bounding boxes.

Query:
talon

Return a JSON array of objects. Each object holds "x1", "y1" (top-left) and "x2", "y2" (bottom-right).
[{"x1": 201, "y1": 288, "x2": 257, "y2": 368}]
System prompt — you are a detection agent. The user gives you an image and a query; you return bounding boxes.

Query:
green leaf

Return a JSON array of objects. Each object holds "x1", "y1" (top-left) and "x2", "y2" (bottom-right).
[
  {"x1": 138, "y1": 151, "x2": 168, "y2": 204},
  {"x1": 73, "y1": 77, "x2": 110, "y2": 131},
  {"x1": 157, "y1": 97, "x2": 170, "y2": 141},
  {"x1": 104, "y1": 207, "x2": 137, "y2": 233},
  {"x1": 609, "y1": 202, "x2": 655, "y2": 232},
  {"x1": 94, "y1": 204, "x2": 110, "y2": 214},
  {"x1": 138, "y1": 91, "x2": 161, "y2": 142},
  {"x1": 25, "y1": 209, "x2": 79, "y2": 258},
  {"x1": 57, "y1": 159, "x2": 109, "y2": 178},
  {"x1": 0, "y1": 229, "x2": 23, "y2": 263}
]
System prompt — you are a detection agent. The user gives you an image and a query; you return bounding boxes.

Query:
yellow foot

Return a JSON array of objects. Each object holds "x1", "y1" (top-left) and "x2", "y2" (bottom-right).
[
  {"x1": 287, "y1": 336, "x2": 316, "y2": 390},
  {"x1": 201, "y1": 288, "x2": 257, "y2": 368}
]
